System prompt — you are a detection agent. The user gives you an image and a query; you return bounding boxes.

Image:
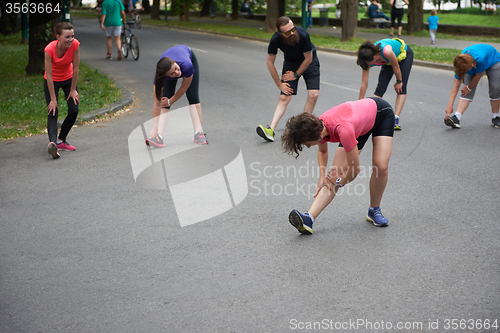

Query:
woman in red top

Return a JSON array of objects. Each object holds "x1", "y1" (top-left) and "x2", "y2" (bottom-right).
[
  {"x1": 44, "y1": 22, "x2": 80, "y2": 159},
  {"x1": 282, "y1": 97, "x2": 394, "y2": 234}
]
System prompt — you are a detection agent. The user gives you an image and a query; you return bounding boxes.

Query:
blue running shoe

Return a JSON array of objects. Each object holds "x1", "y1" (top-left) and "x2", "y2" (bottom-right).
[
  {"x1": 289, "y1": 209, "x2": 313, "y2": 234},
  {"x1": 394, "y1": 116, "x2": 401, "y2": 130},
  {"x1": 366, "y1": 207, "x2": 389, "y2": 227}
]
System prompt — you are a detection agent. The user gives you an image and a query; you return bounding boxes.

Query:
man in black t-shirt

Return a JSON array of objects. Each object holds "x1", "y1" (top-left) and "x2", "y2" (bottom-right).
[{"x1": 257, "y1": 16, "x2": 320, "y2": 142}]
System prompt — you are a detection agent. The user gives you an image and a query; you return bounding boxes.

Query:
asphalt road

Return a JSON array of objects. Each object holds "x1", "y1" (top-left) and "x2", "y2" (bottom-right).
[{"x1": 1, "y1": 18, "x2": 499, "y2": 333}]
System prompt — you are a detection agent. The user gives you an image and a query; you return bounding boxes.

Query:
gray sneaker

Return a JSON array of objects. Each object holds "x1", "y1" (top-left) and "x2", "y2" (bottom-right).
[
  {"x1": 47, "y1": 142, "x2": 60, "y2": 159},
  {"x1": 194, "y1": 132, "x2": 208, "y2": 145},
  {"x1": 444, "y1": 114, "x2": 461, "y2": 129},
  {"x1": 491, "y1": 116, "x2": 500, "y2": 128}
]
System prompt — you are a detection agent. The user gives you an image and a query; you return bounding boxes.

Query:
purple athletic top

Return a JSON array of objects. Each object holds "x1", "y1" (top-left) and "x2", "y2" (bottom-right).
[{"x1": 156, "y1": 45, "x2": 194, "y2": 82}]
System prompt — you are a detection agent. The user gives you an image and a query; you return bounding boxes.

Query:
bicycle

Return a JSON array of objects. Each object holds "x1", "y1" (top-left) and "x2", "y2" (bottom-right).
[
  {"x1": 129, "y1": 8, "x2": 141, "y2": 29},
  {"x1": 121, "y1": 21, "x2": 140, "y2": 61}
]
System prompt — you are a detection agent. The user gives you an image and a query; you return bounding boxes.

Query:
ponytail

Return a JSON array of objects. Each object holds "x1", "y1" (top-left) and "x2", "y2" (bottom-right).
[{"x1": 155, "y1": 57, "x2": 176, "y2": 101}]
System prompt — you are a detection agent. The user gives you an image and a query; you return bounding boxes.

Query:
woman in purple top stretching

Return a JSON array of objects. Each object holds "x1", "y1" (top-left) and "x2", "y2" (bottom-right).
[{"x1": 146, "y1": 45, "x2": 207, "y2": 147}]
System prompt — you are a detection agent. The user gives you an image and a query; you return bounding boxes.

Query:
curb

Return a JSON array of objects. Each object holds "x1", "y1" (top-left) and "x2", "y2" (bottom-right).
[
  {"x1": 78, "y1": 77, "x2": 134, "y2": 123},
  {"x1": 58, "y1": 74, "x2": 134, "y2": 127}
]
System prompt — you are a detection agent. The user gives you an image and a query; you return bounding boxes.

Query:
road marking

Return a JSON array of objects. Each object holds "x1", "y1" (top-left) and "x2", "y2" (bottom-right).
[
  {"x1": 321, "y1": 81, "x2": 359, "y2": 92},
  {"x1": 190, "y1": 47, "x2": 208, "y2": 53},
  {"x1": 174, "y1": 44, "x2": 208, "y2": 53}
]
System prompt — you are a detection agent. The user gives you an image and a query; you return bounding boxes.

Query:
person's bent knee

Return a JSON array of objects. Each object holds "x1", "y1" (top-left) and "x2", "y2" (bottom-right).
[
  {"x1": 308, "y1": 90, "x2": 319, "y2": 101},
  {"x1": 371, "y1": 164, "x2": 388, "y2": 178},
  {"x1": 67, "y1": 105, "x2": 79, "y2": 117},
  {"x1": 279, "y1": 94, "x2": 293, "y2": 103}
]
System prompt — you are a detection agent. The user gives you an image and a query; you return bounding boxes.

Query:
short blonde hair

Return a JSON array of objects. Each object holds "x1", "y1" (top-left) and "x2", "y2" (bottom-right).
[
  {"x1": 430, "y1": 9, "x2": 437, "y2": 15},
  {"x1": 453, "y1": 53, "x2": 475, "y2": 82}
]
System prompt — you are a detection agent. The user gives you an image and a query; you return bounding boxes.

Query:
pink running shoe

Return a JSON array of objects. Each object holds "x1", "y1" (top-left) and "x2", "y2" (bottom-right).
[
  {"x1": 48, "y1": 142, "x2": 60, "y2": 159},
  {"x1": 57, "y1": 141, "x2": 76, "y2": 151},
  {"x1": 194, "y1": 132, "x2": 208, "y2": 145},
  {"x1": 145, "y1": 135, "x2": 165, "y2": 148}
]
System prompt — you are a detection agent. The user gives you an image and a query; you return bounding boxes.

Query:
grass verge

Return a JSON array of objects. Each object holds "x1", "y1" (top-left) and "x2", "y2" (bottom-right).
[
  {"x1": 0, "y1": 33, "x2": 121, "y2": 141},
  {"x1": 136, "y1": 16, "x2": 462, "y2": 64}
]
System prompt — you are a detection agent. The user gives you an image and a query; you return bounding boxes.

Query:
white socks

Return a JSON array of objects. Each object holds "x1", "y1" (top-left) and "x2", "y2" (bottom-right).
[{"x1": 305, "y1": 212, "x2": 315, "y2": 222}]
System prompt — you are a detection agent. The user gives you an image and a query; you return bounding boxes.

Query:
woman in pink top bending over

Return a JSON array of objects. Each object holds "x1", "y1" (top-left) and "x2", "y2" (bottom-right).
[
  {"x1": 44, "y1": 22, "x2": 80, "y2": 159},
  {"x1": 282, "y1": 97, "x2": 394, "y2": 234}
]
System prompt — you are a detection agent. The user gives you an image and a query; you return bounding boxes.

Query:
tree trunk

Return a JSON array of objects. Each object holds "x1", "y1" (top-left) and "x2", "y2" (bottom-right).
[
  {"x1": 341, "y1": 0, "x2": 358, "y2": 41},
  {"x1": 278, "y1": 0, "x2": 285, "y2": 17},
  {"x1": 26, "y1": 0, "x2": 61, "y2": 75},
  {"x1": 151, "y1": 0, "x2": 161, "y2": 19},
  {"x1": 231, "y1": 0, "x2": 239, "y2": 20},
  {"x1": 182, "y1": 0, "x2": 189, "y2": 21},
  {"x1": 407, "y1": 0, "x2": 423, "y2": 33},
  {"x1": 200, "y1": 0, "x2": 212, "y2": 17},
  {"x1": 1, "y1": 0, "x2": 20, "y2": 35},
  {"x1": 265, "y1": 0, "x2": 279, "y2": 33}
]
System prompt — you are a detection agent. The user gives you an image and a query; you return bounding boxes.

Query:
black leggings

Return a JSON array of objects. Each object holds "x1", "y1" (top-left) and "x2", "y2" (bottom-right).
[
  {"x1": 391, "y1": 7, "x2": 404, "y2": 27},
  {"x1": 44, "y1": 78, "x2": 79, "y2": 143},
  {"x1": 162, "y1": 51, "x2": 200, "y2": 105},
  {"x1": 374, "y1": 46, "x2": 413, "y2": 97}
]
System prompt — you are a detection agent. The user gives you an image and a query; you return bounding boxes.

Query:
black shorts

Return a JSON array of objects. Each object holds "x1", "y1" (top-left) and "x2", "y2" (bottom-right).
[
  {"x1": 338, "y1": 97, "x2": 394, "y2": 150},
  {"x1": 281, "y1": 52, "x2": 320, "y2": 95}
]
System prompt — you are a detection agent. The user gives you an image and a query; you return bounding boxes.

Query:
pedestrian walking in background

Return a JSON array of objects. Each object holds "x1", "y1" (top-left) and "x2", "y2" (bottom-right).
[
  {"x1": 445, "y1": 44, "x2": 500, "y2": 129},
  {"x1": 100, "y1": 0, "x2": 126, "y2": 60},
  {"x1": 44, "y1": 22, "x2": 80, "y2": 159},
  {"x1": 257, "y1": 16, "x2": 320, "y2": 143},
  {"x1": 357, "y1": 38, "x2": 413, "y2": 130},
  {"x1": 307, "y1": 0, "x2": 313, "y2": 28},
  {"x1": 427, "y1": 9, "x2": 439, "y2": 44}
]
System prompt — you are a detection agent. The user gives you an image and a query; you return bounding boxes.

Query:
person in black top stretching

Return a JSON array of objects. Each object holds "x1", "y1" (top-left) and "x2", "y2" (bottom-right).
[{"x1": 256, "y1": 16, "x2": 320, "y2": 143}]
